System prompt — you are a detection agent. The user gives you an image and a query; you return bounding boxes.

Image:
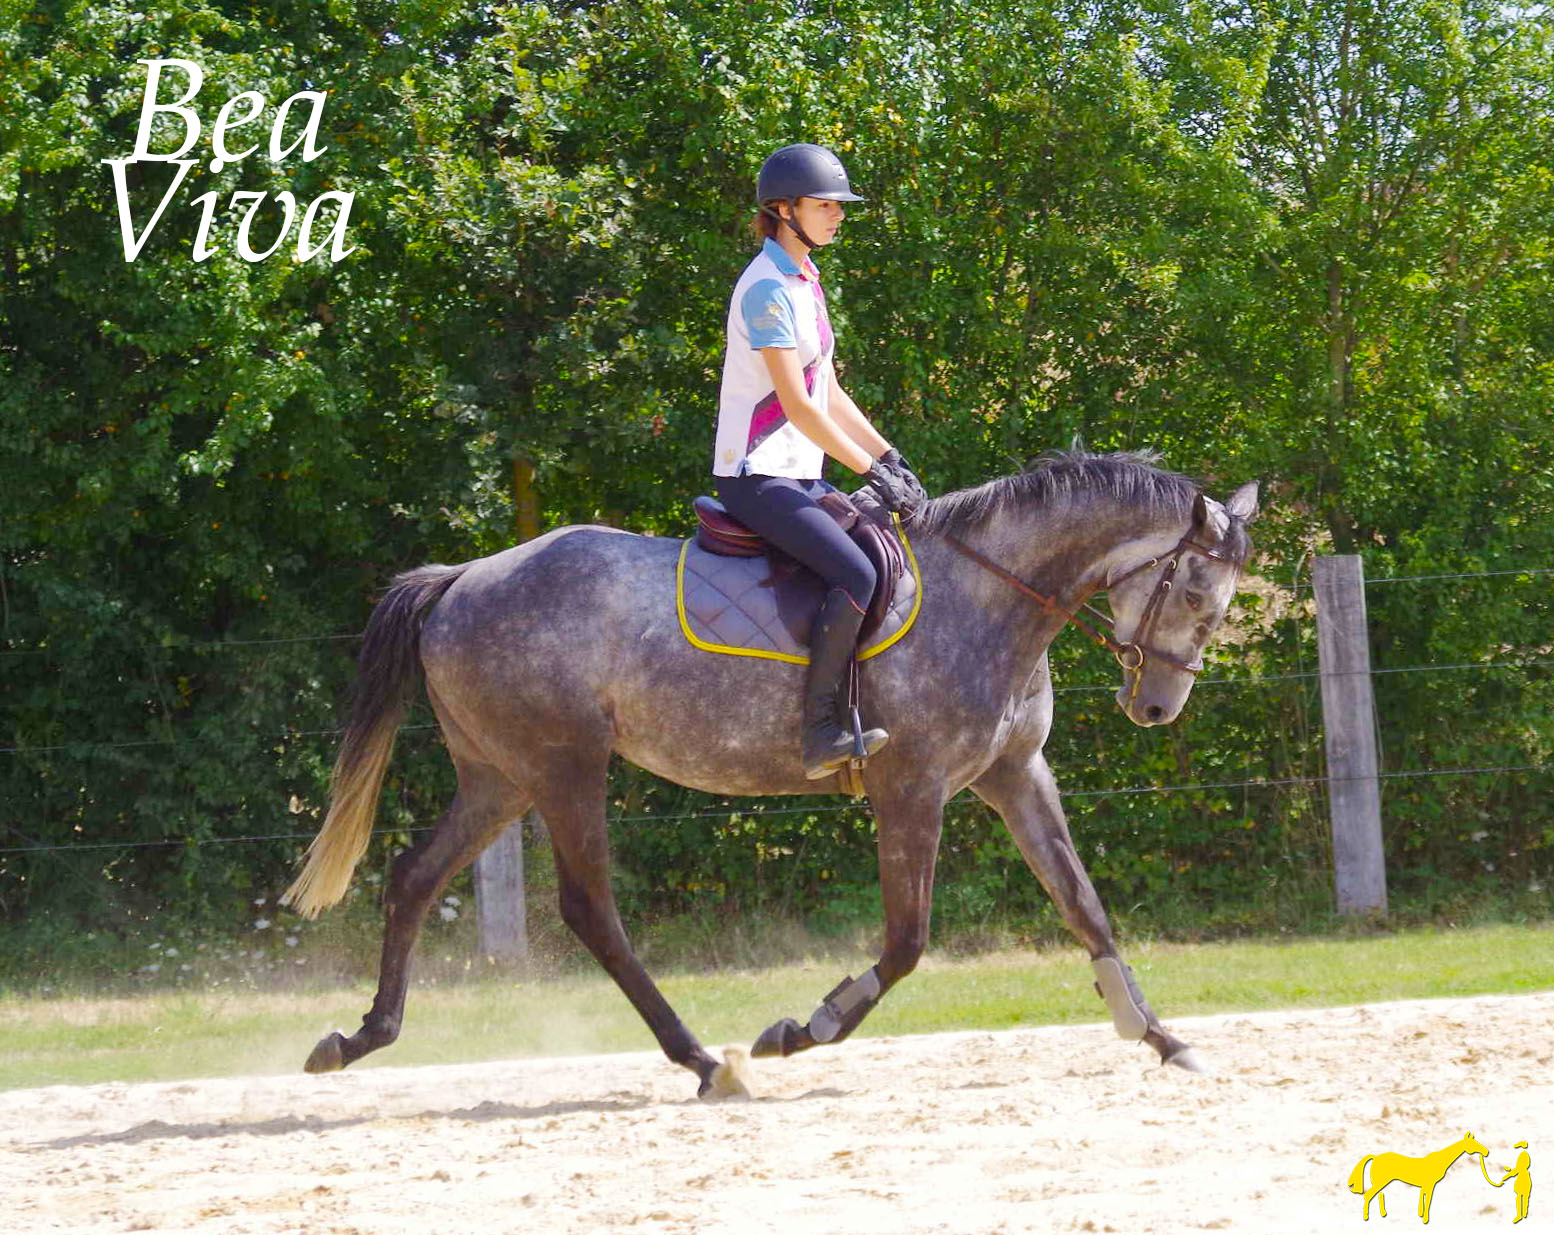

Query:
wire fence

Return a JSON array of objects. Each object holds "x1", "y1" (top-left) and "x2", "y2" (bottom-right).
[
  {"x1": 3, "y1": 656, "x2": 1549, "y2": 756},
  {"x1": 4, "y1": 573, "x2": 1550, "y2": 752},
  {"x1": 2, "y1": 560, "x2": 1550, "y2": 662},
  {"x1": 2, "y1": 561, "x2": 1549, "y2": 864},
  {"x1": 2, "y1": 761, "x2": 1546, "y2": 858}
]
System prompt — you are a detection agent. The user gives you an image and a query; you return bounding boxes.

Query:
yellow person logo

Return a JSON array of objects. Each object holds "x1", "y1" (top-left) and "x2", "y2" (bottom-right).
[
  {"x1": 1347, "y1": 1132, "x2": 1534, "y2": 1224},
  {"x1": 1484, "y1": 1143, "x2": 1534, "y2": 1226}
]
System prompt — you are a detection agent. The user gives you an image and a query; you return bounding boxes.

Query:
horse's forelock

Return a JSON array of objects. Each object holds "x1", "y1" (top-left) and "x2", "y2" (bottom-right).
[
  {"x1": 1198, "y1": 494, "x2": 1255, "y2": 569},
  {"x1": 1220, "y1": 517, "x2": 1254, "y2": 569}
]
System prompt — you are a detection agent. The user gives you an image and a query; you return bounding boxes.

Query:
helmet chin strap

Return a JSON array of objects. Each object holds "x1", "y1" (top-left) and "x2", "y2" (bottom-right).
[{"x1": 763, "y1": 202, "x2": 819, "y2": 251}]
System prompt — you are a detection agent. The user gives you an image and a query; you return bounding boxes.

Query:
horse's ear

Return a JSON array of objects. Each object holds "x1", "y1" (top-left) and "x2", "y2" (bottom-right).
[
  {"x1": 1226, "y1": 482, "x2": 1259, "y2": 524},
  {"x1": 1191, "y1": 492, "x2": 1233, "y2": 541}
]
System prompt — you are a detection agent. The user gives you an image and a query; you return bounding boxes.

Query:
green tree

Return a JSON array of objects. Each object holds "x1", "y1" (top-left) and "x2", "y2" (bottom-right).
[{"x1": 1, "y1": 0, "x2": 1549, "y2": 954}]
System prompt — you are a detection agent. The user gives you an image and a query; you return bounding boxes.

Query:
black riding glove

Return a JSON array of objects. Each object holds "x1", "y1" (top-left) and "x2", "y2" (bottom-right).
[
  {"x1": 865, "y1": 456, "x2": 922, "y2": 517},
  {"x1": 878, "y1": 448, "x2": 929, "y2": 509}
]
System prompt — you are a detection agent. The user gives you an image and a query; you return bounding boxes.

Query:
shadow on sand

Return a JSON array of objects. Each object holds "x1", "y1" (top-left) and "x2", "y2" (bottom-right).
[{"x1": 32, "y1": 1087, "x2": 853, "y2": 1150}]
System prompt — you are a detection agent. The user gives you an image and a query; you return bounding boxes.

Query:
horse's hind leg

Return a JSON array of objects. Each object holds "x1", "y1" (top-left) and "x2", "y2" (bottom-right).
[
  {"x1": 971, "y1": 748, "x2": 1202, "y2": 1071},
  {"x1": 305, "y1": 759, "x2": 524, "y2": 1072},
  {"x1": 534, "y1": 748, "x2": 726, "y2": 1096},
  {"x1": 1364, "y1": 1183, "x2": 1387, "y2": 1220}
]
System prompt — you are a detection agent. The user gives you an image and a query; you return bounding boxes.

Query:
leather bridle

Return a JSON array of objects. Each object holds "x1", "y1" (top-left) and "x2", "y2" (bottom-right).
[{"x1": 939, "y1": 526, "x2": 1239, "y2": 700}]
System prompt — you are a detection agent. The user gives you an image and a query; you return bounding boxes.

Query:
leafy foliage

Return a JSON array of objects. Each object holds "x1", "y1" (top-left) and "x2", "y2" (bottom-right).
[{"x1": 2, "y1": 0, "x2": 1550, "y2": 954}]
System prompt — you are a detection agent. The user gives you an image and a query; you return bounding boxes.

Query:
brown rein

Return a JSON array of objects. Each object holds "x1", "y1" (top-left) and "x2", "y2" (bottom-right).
[{"x1": 937, "y1": 528, "x2": 1235, "y2": 683}]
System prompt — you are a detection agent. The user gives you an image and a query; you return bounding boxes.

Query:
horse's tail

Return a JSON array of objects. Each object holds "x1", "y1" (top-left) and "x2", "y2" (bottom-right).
[
  {"x1": 282, "y1": 563, "x2": 472, "y2": 919},
  {"x1": 1348, "y1": 1155, "x2": 1374, "y2": 1193}
]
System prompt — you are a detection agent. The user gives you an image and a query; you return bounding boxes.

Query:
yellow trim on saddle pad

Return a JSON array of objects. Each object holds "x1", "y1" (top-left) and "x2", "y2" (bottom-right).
[{"x1": 675, "y1": 514, "x2": 923, "y2": 665}]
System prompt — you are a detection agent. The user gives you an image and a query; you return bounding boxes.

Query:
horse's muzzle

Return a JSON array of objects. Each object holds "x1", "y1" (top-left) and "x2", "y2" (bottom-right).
[{"x1": 1116, "y1": 679, "x2": 1187, "y2": 727}]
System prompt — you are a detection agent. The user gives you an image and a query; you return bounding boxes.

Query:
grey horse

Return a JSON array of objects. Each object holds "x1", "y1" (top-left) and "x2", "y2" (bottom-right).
[{"x1": 284, "y1": 450, "x2": 1259, "y2": 1095}]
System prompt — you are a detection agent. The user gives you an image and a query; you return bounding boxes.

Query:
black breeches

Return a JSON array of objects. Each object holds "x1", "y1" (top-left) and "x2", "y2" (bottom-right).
[{"x1": 714, "y1": 474, "x2": 876, "y2": 610}]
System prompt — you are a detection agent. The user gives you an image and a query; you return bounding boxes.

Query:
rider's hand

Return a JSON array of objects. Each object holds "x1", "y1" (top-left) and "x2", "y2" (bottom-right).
[
  {"x1": 878, "y1": 448, "x2": 929, "y2": 510},
  {"x1": 865, "y1": 455, "x2": 922, "y2": 517}
]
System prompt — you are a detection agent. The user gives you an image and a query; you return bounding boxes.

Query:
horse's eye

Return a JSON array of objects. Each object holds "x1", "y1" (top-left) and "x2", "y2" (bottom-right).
[{"x1": 1185, "y1": 591, "x2": 1204, "y2": 610}]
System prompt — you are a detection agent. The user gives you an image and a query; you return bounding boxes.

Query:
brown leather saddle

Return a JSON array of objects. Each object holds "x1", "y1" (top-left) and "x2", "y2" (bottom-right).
[{"x1": 691, "y1": 489, "x2": 906, "y2": 648}]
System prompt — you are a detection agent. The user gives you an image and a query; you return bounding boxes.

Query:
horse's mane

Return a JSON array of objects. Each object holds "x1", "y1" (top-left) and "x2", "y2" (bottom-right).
[{"x1": 915, "y1": 449, "x2": 1249, "y2": 563}]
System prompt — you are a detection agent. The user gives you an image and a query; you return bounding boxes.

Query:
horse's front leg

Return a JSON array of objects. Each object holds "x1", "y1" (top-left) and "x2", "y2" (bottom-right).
[
  {"x1": 971, "y1": 749, "x2": 1204, "y2": 1071},
  {"x1": 752, "y1": 783, "x2": 944, "y2": 1058}
]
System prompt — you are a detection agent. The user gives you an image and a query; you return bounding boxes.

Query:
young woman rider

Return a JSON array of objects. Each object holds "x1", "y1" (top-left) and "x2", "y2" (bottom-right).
[{"x1": 712, "y1": 142, "x2": 928, "y2": 780}]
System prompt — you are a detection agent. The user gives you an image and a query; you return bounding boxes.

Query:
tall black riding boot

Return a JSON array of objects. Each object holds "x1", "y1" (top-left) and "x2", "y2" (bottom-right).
[{"x1": 802, "y1": 587, "x2": 889, "y2": 780}]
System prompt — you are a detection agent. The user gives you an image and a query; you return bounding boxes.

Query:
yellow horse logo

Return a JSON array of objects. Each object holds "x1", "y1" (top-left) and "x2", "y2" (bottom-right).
[{"x1": 1348, "y1": 1132, "x2": 1490, "y2": 1222}]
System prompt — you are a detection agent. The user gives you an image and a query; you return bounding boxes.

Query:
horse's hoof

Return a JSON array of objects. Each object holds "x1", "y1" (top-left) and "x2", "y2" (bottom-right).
[
  {"x1": 1163, "y1": 1045, "x2": 1210, "y2": 1074},
  {"x1": 751, "y1": 1017, "x2": 802, "y2": 1059},
  {"x1": 304, "y1": 1031, "x2": 347, "y2": 1074},
  {"x1": 698, "y1": 1048, "x2": 753, "y2": 1101}
]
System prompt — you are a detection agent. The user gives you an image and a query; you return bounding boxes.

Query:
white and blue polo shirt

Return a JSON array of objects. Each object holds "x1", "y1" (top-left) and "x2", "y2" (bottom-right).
[{"x1": 713, "y1": 237, "x2": 836, "y2": 478}]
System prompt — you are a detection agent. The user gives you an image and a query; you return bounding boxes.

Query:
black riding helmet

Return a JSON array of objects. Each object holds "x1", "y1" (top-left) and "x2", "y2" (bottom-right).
[{"x1": 757, "y1": 143, "x2": 864, "y2": 250}]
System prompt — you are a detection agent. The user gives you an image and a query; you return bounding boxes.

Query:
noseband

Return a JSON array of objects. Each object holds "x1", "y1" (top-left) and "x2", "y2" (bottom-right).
[{"x1": 939, "y1": 528, "x2": 1237, "y2": 695}]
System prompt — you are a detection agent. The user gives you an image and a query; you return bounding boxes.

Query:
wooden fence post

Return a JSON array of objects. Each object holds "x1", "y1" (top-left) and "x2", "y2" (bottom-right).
[
  {"x1": 474, "y1": 818, "x2": 529, "y2": 960},
  {"x1": 470, "y1": 454, "x2": 545, "y2": 960},
  {"x1": 1313, "y1": 555, "x2": 1388, "y2": 915}
]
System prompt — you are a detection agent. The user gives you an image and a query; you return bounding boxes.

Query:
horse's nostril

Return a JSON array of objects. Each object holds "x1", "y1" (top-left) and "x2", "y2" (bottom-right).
[{"x1": 1145, "y1": 705, "x2": 1165, "y2": 722}]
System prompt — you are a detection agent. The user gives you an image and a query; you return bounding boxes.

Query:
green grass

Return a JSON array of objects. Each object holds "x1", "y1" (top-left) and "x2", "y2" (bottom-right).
[{"x1": 2, "y1": 921, "x2": 1551, "y2": 1092}]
